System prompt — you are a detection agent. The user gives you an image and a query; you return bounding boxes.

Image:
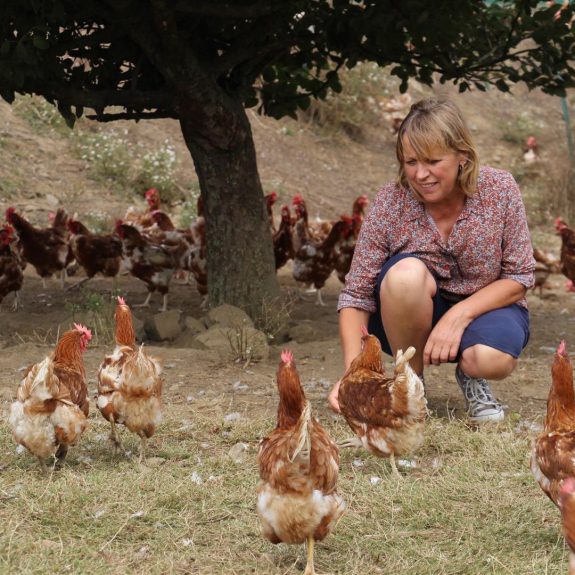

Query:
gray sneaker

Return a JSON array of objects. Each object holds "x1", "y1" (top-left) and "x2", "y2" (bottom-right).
[{"x1": 455, "y1": 366, "x2": 504, "y2": 423}]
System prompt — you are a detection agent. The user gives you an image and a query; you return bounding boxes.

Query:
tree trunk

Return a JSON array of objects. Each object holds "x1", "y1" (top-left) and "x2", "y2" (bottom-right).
[{"x1": 179, "y1": 96, "x2": 280, "y2": 319}]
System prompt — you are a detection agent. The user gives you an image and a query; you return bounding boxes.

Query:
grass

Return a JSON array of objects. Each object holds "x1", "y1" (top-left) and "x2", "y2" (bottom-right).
[{"x1": 0, "y1": 401, "x2": 568, "y2": 574}]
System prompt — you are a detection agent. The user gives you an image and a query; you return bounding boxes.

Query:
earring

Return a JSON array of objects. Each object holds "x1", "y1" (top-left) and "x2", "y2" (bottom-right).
[{"x1": 458, "y1": 164, "x2": 463, "y2": 175}]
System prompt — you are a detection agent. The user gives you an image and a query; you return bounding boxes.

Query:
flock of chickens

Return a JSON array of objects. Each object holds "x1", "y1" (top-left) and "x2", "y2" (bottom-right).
[
  {"x1": 0, "y1": 188, "x2": 370, "y2": 313},
  {"x1": 5, "y1": 188, "x2": 575, "y2": 573},
  {"x1": 10, "y1": 292, "x2": 575, "y2": 574}
]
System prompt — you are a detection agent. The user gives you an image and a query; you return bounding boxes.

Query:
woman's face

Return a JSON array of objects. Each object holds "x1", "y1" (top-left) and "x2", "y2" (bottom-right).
[{"x1": 402, "y1": 137, "x2": 466, "y2": 205}]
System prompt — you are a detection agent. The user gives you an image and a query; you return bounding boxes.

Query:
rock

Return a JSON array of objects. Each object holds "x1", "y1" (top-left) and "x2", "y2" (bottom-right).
[
  {"x1": 172, "y1": 330, "x2": 208, "y2": 349},
  {"x1": 288, "y1": 322, "x2": 318, "y2": 343},
  {"x1": 206, "y1": 304, "x2": 254, "y2": 329},
  {"x1": 193, "y1": 325, "x2": 269, "y2": 361},
  {"x1": 184, "y1": 316, "x2": 207, "y2": 334},
  {"x1": 144, "y1": 309, "x2": 183, "y2": 341},
  {"x1": 228, "y1": 442, "x2": 249, "y2": 464}
]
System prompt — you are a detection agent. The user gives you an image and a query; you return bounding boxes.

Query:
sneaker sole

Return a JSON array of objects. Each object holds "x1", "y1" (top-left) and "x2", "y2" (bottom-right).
[{"x1": 468, "y1": 411, "x2": 505, "y2": 423}]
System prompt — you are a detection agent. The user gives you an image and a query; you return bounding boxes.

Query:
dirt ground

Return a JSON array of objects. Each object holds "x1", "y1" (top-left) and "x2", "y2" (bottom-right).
[
  {"x1": 0, "y1": 264, "x2": 571, "y2": 428},
  {"x1": 0, "y1": 78, "x2": 573, "y2": 428}
]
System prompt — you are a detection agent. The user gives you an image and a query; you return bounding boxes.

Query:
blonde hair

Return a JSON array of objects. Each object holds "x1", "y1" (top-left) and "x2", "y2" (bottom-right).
[{"x1": 396, "y1": 98, "x2": 479, "y2": 197}]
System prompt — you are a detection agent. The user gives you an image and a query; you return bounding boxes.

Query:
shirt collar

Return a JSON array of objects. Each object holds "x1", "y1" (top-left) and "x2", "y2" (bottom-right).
[{"x1": 402, "y1": 187, "x2": 483, "y2": 222}]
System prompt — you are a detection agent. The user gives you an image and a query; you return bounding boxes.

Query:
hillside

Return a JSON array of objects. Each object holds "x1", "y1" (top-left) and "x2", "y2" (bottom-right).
[{"x1": 2, "y1": 74, "x2": 575, "y2": 575}]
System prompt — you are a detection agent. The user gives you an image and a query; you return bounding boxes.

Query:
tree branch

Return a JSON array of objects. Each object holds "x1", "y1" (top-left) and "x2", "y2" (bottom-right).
[
  {"x1": 173, "y1": 0, "x2": 290, "y2": 19},
  {"x1": 85, "y1": 110, "x2": 177, "y2": 121}
]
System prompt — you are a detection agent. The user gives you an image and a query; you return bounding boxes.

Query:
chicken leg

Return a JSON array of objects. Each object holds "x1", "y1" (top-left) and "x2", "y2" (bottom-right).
[
  {"x1": 138, "y1": 433, "x2": 147, "y2": 464},
  {"x1": 109, "y1": 419, "x2": 126, "y2": 456},
  {"x1": 303, "y1": 535, "x2": 315, "y2": 575},
  {"x1": 338, "y1": 436, "x2": 363, "y2": 450},
  {"x1": 133, "y1": 292, "x2": 152, "y2": 308}
]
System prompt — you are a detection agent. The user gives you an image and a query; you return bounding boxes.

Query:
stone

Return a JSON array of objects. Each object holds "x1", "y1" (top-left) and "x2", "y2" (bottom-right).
[
  {"x1": 144, "y1": 309, "x2": 183, "y2": 341},
  {"x1": 287, "y1": 322, "x2": 318, "y2": 343},
  {"x1": 206, "y1": 304, "x2": 254, "y2": 329}
]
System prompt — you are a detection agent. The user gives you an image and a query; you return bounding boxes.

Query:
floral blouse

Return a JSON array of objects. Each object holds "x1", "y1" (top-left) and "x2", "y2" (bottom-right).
[{"x1": 338, "y1": 166, "x2": 535, "y2": 313}]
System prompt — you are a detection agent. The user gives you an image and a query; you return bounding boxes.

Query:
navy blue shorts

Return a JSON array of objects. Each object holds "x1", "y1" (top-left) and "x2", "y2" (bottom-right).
[{"x1": 367, "y1": 253, "x2": 530, "y2": 360}]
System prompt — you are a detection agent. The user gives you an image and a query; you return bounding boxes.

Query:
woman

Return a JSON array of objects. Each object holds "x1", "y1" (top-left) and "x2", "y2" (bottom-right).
[{"x1": 328, "y1": 97, "x2": 534, "y2": 423}]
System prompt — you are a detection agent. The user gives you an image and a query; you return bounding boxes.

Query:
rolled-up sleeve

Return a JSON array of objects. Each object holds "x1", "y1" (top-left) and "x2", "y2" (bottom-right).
[{"x1": 499, "y1": 173, "x2": 535, "y2": 289}]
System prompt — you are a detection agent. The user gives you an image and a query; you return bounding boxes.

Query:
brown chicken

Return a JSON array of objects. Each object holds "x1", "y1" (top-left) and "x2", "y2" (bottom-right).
[
  {"x1": 188, "y1": 195, "x2": 207, "y2": 305},
  {"x1": 559, "y1": 477, "x2": 575, "y2": 575},
  {"x1": 257, "y1": 350, "x2": 345, "y2": 575},
  {"x1": 265, "y1": 191, "x2": 278, "y2": 233},
  {"x1": 115, "y1": 222, "x2": 186, "y2": 311},
  {"x1": 273, "y1": 205, "x2": 295, "y2": 271},
  {"x1": 67, "y1": 219, "x2": 122, "y2": 290},
  {"x1": 292, "y1": 217, "x2": 353, "y2": 305},
  {"x1": 123, "y1": 187, "x2": 162, "y2": 230},
  {"x1": 0, "y1": 224, "x2": 24, "y2": 310},
  {"x1": 9, "y1": 324, "x2": 92, "y2": 471},
  {"x1": 97, "y1": 297, "x2": 163, "y2": 463},
  {"x1": 292, "y1": 194, "x2": 332, "y2": 246},
  {"x1": 556, "y1": 217, "x2": 575, "y2": 291},
  {"x1": 532, "y1": 248, "x2": 560, "y2": 297},
  {"x1": 531, "y1": 340, "x2": 575, "y2": 506},
  {"x1": 5, "y1": 207, "x2": 73, "y2": 288},
  {"x1": 338, "y1": 327, "x2": 427, "y2": 476}
]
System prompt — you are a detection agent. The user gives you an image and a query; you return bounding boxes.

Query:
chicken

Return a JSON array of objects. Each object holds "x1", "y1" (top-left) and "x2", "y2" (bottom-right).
[
  {"x1": 188, "y1": 196, "x2": 207, "y2": 305},
  {"x1": 66, "y1": 219, "x2": 122, "y2": 290},
  {"x1": 265, "y1": 191, "x2": 278, "y2": 233},
  {"x1": 0, "y1": 224, "x2": 24, "y2": 311},
  {"x1": 5, "y1": 207, "x2": 73, "y2": 288},
  {"x1": 531, "y1": 340, "x2": 575, "y2": 506},
  {"x1": 292, "y1": 217, "x2": 353, "y2": 306},
  {"x1": 115, "y1": 222, "x2": 186, "y2": 311},
  {"x1": 97, "y1": 297, "x2": 163, "y2": 463},
  {"x1": 338, "y1": 327, "x2": 427, "y2": 476},
  {"x1": 292, "y1": 194, "x2": 333, "y2": 246},
  {"x1": 123, "y1": 187, "x2": 162, "y2": 230},
  {"x1": 257, "y1": 350, "x2": 345, "y2": 575},
  {"x1": 332, "y1": 194, "x2": 370, "y2": 284},
  {"x1": 556, "y1": 217, "x2": 575, "y2": 291},
  {"x1": 273, "y1": 205, "x2": 295, "y2": 271},
  {"x1": 9, "y1": 324, "x2": 92, "y2": 471},
  {"x1": 559, "y1": 477, "x2": 575, "y2": 575}
]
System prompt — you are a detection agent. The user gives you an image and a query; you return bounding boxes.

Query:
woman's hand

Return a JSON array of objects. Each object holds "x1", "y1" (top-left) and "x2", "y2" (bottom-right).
[
  {"x1": 328, "y1": 379, "x2": 342, "y2": 413},
  {"x1": 423, "y1": 305, "x2": 472, "y2": 366}
]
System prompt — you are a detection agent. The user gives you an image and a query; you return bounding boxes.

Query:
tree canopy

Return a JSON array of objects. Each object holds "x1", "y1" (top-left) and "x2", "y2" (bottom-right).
[{"x1": 1, "y1": 0, "x2": 574, "y2": 315}]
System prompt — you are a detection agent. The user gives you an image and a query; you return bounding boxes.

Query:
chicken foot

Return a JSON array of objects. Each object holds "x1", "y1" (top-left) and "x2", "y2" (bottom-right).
[
  {"x1": 55, "y1": 444, "x2": 68, "y2": 466},
  {"x1": 338, "y1": 436, "x2": 363, "y2": 450}
]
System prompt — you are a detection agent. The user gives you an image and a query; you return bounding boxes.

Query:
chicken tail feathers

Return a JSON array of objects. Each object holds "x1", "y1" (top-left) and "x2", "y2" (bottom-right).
[{"x1": 288, "y1": 400, "x2": 312, "y2": 463}]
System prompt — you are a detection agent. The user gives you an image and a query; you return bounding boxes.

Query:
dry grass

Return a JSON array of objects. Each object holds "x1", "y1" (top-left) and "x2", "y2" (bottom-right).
[{"x1": 0, "y1": 399, "x2": 568, "y2": 574}]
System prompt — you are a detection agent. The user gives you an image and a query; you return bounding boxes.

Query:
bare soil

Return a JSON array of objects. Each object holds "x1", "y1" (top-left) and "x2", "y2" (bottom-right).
[{"x1": 0, "y1": 80, "x2": 573, "y2": 427}]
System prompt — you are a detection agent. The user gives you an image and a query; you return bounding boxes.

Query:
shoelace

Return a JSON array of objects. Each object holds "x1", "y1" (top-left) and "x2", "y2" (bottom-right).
[{"x1": 461, "y1": 375, "x2": 499, "y2": 408}]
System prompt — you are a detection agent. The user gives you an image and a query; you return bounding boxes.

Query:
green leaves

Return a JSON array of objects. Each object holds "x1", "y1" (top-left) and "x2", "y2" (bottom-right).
[{"x1": 0, "y1": 1, "x2": 574, "y2": 120}]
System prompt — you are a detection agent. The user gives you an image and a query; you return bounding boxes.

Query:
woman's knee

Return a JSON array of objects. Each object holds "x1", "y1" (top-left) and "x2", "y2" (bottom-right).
[
  {"x1": 380, "y1": 257, "x2": 436, "y2": 300},
  {"x1": 460, "y1": 344, "x2": 517, "y2": 380}
]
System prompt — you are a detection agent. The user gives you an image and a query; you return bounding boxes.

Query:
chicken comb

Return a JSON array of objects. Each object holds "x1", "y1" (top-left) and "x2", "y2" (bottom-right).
[
  {"x1": 292, "y1": 194, "x2": 304, "y2": 205},
  {"x1": 145, "y1": 188, "x2": 159, "y2": 199},
  {"x1": 558, "y1": 340, "x2": 568, "y2": 357},
  {"x1": 281, "y1": 349, "x2": 293, "y2": 364},
  {"x1": 555, "y1": 216, "x2": 567, "y2": 230},
  {"x1": 73, "y1": 323, "x2": 93, "y2": 341},
  {"x1": 360, "y1": 325, "x2": 369, "y2": 337},
  {"x1": 5, "y1": 207, "x2": 15, "y2": 219},
  {"x1": 117, "y1": 296, "x2": 127, "y2": 306}
]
